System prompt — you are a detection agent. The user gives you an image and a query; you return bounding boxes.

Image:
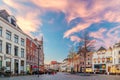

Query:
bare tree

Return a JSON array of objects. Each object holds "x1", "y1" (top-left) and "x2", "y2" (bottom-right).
[
  {"x1": 77, "y1": 32, "x2": 95, "y2": 74},
  {"x1": 67, "y1": 46, "x2": 76, "y2": 73}
]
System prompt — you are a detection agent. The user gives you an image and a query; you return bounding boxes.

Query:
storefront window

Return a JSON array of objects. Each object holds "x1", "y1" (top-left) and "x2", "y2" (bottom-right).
[
  {"x1": 106, "y1": 57, "x2": 112, "y2": 63},
  {"x1": 6, "y1": 58, "x2": 11, "y2": 71},
  {"x1": 102, "y1": 64, "x2": 106, "y2": 69}
]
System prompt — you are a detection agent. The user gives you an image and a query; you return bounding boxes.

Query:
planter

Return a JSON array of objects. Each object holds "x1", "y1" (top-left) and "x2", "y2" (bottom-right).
[{"x1": 4, "y1": 70, "x2": 12, "y2": 77}]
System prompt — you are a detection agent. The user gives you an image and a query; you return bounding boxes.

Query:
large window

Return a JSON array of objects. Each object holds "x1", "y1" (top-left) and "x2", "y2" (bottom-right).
[
  {"x1": 21, "y1": 38, "x2": 24, "y2": 46},
  {"x1": 6, "y1": 58, "x2": 11, "y2": 71},
  {"x1": 6, "y1": 30, "x2": 11, "y2": 40},
  {"x1": 6, "y1": 43, "x2": 11, "y2": 54},
  {"x1": 0, "y1": 40, "x2": 2, "y2": 52},
  {"x1": 14, "y1": 46, "x2": 18, "y2": 56},
  {"x1": 14, "y1": 35, "x2": 19, "y2": 43},
  {"x1": 21, "y1": 48, "x2": 24, "y2": 58},
  {"x1": 0, "y1": 27, "x2": 2, "y2": 36}
]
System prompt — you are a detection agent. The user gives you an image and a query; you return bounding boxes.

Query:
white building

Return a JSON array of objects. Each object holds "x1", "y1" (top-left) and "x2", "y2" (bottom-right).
[
  {"x1": 93, "y1": 45, "x2": 120, "y2": 74},
  {"x1": 92, "y1": 47, "x2": 113, "y2": 74},
  {"x1": 111, "y1": 43, "x2": 120, "y2": 73},
  {"x1": 60, "y1": 59, "x2": 68, "y2": 72},
  {"x1": 0, "y1": 10, "x2": 26, "y2": 74}
]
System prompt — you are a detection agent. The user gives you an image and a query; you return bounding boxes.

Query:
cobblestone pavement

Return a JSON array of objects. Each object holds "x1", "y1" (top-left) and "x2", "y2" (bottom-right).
[{"x1": 0, "y1": 72, "x2": 120, "y2": 80}]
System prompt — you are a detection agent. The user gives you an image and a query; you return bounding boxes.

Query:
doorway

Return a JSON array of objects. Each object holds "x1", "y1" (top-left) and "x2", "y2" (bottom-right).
[{"x1": 14, "y1": 59, "x2": 19, "y2": 74}]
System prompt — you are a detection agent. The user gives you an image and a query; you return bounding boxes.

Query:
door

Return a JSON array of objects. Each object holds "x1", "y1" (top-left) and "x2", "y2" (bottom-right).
[{"x1": 14, "y1": 60, "x2": 19, "y2": 74}]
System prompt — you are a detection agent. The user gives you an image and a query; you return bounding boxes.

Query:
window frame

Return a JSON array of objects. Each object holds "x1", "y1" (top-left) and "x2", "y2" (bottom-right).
[
  {"x1": 6, "y1": 43, "x2": 11, "y2": 54},
  {"x1": 14, "y1": 46, "x2": 18, "y2": 56},
  {"x1": 0, "y1": 27, "x2": 2, "y2": 36},
  {"x1": 21, "y1": 48, "x2": 24, "y2": 58},
  {"x1": 21, "y1": 38, "x2": 24, "y2": 46},
  {"x1": 0, "y1": 40, "x2": 2, "y2": 52},
  {"x1": 6, "y1": 30, "x2": 11, "y2": 40},
  {"x1": 14, "y1": 34, "x2": 19, "y2": 43}
]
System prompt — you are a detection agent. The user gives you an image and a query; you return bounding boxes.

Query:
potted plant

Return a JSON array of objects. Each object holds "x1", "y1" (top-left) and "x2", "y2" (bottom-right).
[{"x1": 0, "y1": 66, "x2": 6, "y2": 77}]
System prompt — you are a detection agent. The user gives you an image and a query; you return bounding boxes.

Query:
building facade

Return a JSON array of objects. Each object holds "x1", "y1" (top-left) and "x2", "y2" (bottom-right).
[
  {"x1": 26, "y1": 36, "x2": 38, "y2": 74},
  {"x1": 50, "y1": 61, "x2": 60, "y2": 71},
  {"x1": 111, "y1": 43, "x2": 120, "y2": 74},
  {"x1": 78, "y1": 52, "x2": 93, "y2": 73},
  {"x1": 92, "y1": 47, "x2": 113, "y2": 74},
  {"x1": 92, "y1": 47, "x2": 107, "y2": 74},
  {"x1": 34, "y1": 38, "x2": 44, "y2": 72},
  {"x1": 0, "y1": 10, "x2": 26, "y2": 74}
]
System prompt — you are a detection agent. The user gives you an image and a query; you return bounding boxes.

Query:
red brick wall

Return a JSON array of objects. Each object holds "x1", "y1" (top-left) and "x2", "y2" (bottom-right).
[{"x1": 26, "y1": 38, "x2": 37, "y2": 65}]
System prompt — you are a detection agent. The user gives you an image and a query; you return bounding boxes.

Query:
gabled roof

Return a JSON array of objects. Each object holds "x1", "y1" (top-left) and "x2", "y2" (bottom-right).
[
  {"x1": 0, "y1": 9, "x2": 9, "y2": 21},
  {"x1": 0, "y1": 9, "x2": 23, "y2": 32},
  {"x1": 97, "y1": 47, "x2": 106, "y2": 51}
]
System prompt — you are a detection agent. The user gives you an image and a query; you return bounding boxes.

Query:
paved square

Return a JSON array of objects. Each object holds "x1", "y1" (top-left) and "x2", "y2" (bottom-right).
[{"x1": 0, "y1": 72, "x2": 120, "y2": 80}]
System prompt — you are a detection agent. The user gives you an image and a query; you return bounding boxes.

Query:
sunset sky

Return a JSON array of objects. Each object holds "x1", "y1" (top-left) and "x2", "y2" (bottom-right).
[{"x1": 0, "y1": 0, "x2": 120, "y2": 64}]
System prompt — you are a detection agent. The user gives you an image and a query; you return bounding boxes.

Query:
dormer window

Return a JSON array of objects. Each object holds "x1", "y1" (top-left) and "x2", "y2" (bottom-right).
[
  {"x1": 8, "y1": 16, "x2": 16, "y2": 27},
  {"x1": 11, "y1": 18, "x2": 16, "y2": 26}
]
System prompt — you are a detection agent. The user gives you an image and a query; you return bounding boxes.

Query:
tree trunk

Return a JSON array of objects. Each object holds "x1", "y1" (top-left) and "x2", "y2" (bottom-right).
[{"x1": 84, "y1": 53, "x2": 86, "y2": 75}]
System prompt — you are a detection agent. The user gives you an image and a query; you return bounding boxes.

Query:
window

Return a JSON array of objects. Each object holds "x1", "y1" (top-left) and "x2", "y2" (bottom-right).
[
  {"x1": 21, "y1": 38, "x2": 24, "y2": 46},
  {"x1": 14, "y1": 35, "x2": 19, "y2": 43},
  {"x1": 6, "y1": 61, "x2": 11, "y2": 67},
  {"x1": 0, "y1": 56, "x2": 2, "y2": 69},
  {"x1": 0, "y1": 27, "x2": 2, "y2": 36},
  {"x1": 6, "y1": 43, "x2": 11, "y2": 54},
  {"x1": 14, "y1": 46, "x2": 18, "y2": 56},
  {"x1": 30, "y1": 41, "x2": 32, "y2": 47},
  {"x1": 11, "y1": 18, "x2": 16, "y2": 26},
  {"x1": 119, "y1": 58, "x2": 120, "y2": 63},
  {"x1": 21, "y1": 61, "x2": 24, "y2": 66},
  {"x1": 21, "y1": 48, "x2": 24, "y2": 58},
  {"x1": 0, "y1": 40, "x2": 2, "y2": 52},
  {"x1": 6, "y1": 30, "x2": 11, "y2": 40}
]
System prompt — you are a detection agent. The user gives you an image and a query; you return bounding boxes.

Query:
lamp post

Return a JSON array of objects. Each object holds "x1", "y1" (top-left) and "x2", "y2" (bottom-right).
[{"x1": 37, "y1": 45, "x2": 41, "y2": 77}]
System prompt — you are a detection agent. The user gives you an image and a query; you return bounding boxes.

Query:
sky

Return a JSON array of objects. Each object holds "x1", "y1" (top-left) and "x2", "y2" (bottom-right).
[{"x1": 0, "y1": 0, "x2": 120, "y2": 64}]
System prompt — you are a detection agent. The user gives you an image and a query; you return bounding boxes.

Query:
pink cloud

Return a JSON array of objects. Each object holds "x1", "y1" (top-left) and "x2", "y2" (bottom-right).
[
  {"x1": 70, "y1": 35, "x2": 81, "y2": 42},
  {"x1": 64, "y1": 22, "x2": 91, "y2": 38},
  {"x1": 2, "y1": 0, "x2": 42, "y2": 37},
  {"x1": 90, "y1": 26, "x2": 120, "y2": 49},
  {"x1": 90, "y1": 28, "x2": 107, "y2": 39},
  {"x1": 31, "y1": 0, "x2": 120, "y2": 39},
  {"x1": 16, "y1": 12, "x2": 42, "y2": 35},
  {"x1": 31, "y1": 0, "x2": 67, "y2": 12},
  {"x1": 1, "y1": 0, "x2": 120, "y2": 47}
]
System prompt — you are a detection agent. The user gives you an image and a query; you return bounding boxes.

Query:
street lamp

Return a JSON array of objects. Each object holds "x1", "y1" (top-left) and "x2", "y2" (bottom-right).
[{"x1": 37, "y1": 45, "x2": 41, "y2": 77}]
